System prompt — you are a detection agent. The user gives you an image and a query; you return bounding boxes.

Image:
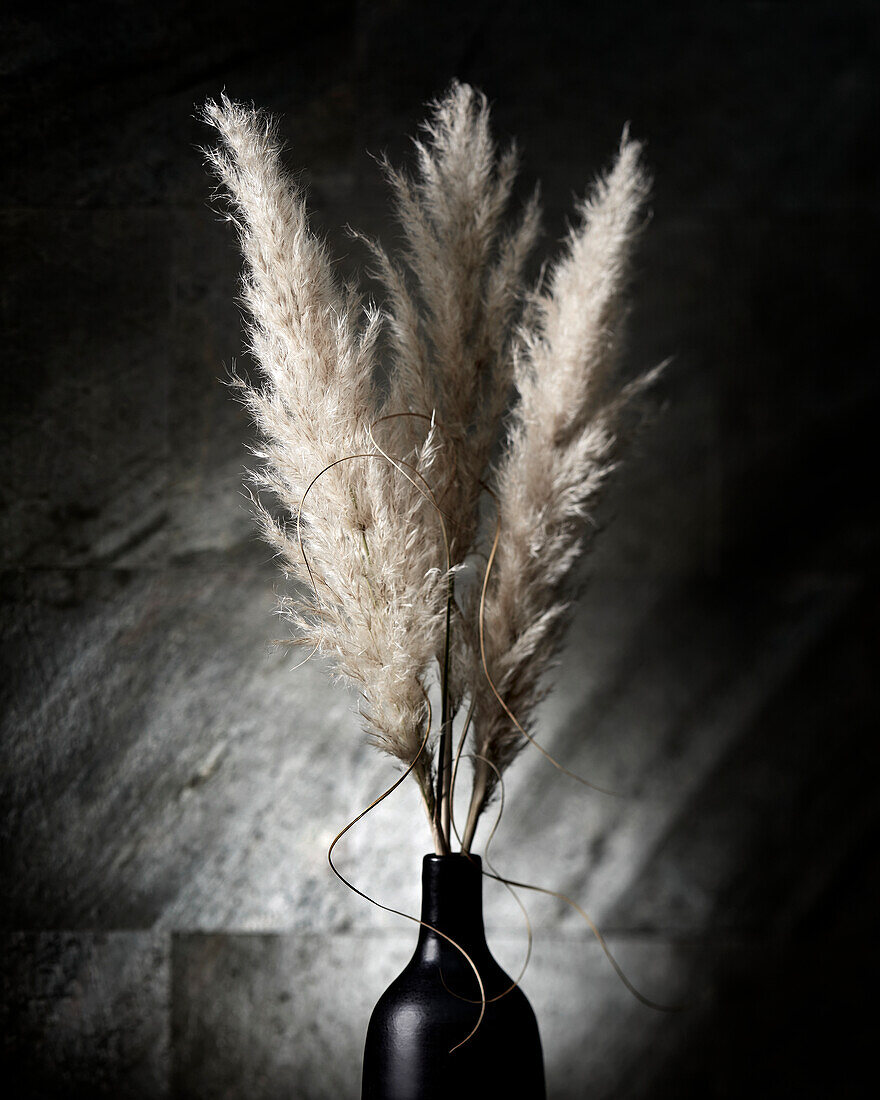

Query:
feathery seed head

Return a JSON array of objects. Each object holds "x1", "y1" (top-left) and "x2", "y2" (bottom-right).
[{"x1": 202, "y1": 83, "x2": 658, "y2": 846}]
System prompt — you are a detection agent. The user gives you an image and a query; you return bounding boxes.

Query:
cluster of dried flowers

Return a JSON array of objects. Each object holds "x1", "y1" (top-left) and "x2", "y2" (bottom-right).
[{"x1": 203, "y1": 82, "x2": 657, "y2": 856}]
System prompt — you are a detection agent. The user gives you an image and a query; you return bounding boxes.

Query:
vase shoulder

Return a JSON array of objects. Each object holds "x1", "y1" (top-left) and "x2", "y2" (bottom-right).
[{"x1": 361, "y1": 855, "x2": 545, "y2": 1100}]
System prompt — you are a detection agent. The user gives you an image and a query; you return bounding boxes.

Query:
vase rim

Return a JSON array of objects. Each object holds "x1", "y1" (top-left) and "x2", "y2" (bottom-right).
[{"x1": 422, "y1": 852, "x2": 482, "y2": 866}]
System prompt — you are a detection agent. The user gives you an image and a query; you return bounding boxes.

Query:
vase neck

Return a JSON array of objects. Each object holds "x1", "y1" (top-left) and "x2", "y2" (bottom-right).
[{"x1": 416, "y1": 854, "x2": 486, "y2": 954}]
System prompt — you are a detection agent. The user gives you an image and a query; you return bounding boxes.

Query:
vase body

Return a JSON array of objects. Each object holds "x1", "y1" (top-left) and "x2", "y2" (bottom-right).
[{"x1": 361, "y1": 854, "x2": 545, "y2": 1100}]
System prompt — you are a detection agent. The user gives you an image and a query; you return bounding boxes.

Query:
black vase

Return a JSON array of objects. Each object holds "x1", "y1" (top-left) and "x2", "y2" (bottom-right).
[{"x1": 361, "y1": 853, "x2": 545, "y2": 1100}]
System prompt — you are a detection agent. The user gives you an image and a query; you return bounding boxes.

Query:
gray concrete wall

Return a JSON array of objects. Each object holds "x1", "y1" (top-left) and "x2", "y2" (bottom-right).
[{"x1": 2, "y1": 1, "x2": 878, "y2": 1096}]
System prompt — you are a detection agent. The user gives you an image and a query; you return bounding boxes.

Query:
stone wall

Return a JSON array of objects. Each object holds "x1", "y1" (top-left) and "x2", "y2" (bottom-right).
[{"x1": 2, "y1": 2, "x2": 878, "y2": 1096}]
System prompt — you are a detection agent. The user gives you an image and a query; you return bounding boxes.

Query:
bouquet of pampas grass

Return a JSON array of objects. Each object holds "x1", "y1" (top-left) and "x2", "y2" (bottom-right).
[{"x1": 202, "y1": 81, "x2": 659, "y2": 862}]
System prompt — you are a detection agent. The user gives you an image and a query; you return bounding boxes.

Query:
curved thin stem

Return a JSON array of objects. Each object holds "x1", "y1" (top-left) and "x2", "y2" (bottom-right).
[
  {"x1": 327, "y1": 717, "x2": 488, "y2": 1051},
  {"x1": 463, "y1": 485, "x2": 618, "y2": 849},
  {"x1": 448, "y1": 753, "x2": 534, "y2": 1004}
]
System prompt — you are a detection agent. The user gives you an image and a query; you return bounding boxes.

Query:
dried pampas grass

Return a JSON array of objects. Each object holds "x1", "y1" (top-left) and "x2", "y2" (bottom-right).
[{"x1": 202, "y1": 81, "x2": 659, "y2": 856}]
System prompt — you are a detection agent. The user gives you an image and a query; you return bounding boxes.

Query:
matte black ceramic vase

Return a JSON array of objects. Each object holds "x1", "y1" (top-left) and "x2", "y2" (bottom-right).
[{"x1": 361, "y1": 853, "x2": 545, "y2": 1100}]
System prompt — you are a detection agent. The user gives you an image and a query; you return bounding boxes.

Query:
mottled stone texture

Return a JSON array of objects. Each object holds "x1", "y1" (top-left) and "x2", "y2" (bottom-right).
[
  {"x1": 1, "y1": 933, "x2": 169, "y2": 1097},
  {"x1": 1, "y1": 0, "x2": 878, "y2": 1097}
]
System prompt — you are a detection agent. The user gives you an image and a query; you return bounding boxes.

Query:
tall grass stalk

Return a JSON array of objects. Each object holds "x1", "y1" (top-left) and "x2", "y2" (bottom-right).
[{"x1": 203, "y1": 81, "x2": 658, "y2": 855}]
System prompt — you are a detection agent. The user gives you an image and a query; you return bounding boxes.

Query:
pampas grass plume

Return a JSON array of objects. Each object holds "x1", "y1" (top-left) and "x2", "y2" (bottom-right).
[{"x1": 202, "y1": 83, "x2": 659, "y2": 854}]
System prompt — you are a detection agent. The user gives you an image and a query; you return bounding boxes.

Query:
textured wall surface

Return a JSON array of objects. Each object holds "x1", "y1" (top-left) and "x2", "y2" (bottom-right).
[{"x1": 2, "y1": 1, "x2": 878, "y2": 1096}]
